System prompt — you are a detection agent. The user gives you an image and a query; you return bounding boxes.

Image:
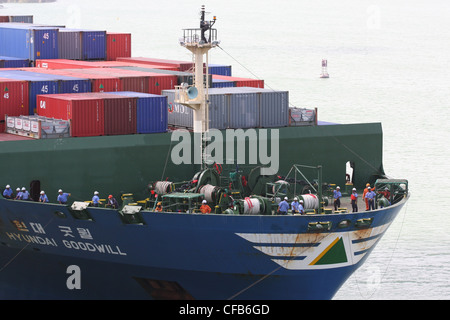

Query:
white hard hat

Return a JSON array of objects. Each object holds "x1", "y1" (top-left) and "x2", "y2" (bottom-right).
[
  {"x1": 352, "y1": 188, "x2": 356, "y2": 191},
  {"x1": 40, "y1": 191, "x2": 45, "y2": 195},
  {"x1": 16, "y1": 188, "x2": 20, "y2": 191},
  {"x1": 299, "y1": 200, "x2": 303, "y2": 203},
  {"x1": 294, "y1": 197, "x2": 298, "y2": 201},
  {"x1": 94, "y1": 191, "x2": 99, "y2": 195},
  {"x1": 336, "y1": 186, "x2": 340, "y2": 189},
  {"x1": 202, "y1": 200, "x2": 207, "y2": 204},
  {"x1": 58, "y1": 189, "x2": 63, "y2": 193},
  {"x1": 284, "y1": 197, "x2": 288, "y2": 200},
  {"x1": 5, "y1": 185, "x2": 10, "y2": 188},
  {"x1": 21, "y1": 187, "x2": 26, "y2": 191}
]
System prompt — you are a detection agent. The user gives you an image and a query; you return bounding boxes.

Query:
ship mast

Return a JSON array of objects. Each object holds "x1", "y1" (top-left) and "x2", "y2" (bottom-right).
[{"x1": 175, "y1": 5, "x2": 220, "y2": 169}]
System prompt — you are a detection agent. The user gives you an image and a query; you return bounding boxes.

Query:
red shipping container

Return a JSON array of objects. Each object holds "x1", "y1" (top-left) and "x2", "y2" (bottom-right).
[
  {"x1": 35, "y1": 59, "x2": 179, "y2": 71},
  {"x1": 36, "y1": 93, "x2": 105, "y2": 137},
  {"x1": 0, "y1": 16, "x2": 9, "y2": 23},
  {"x1": 86, "y1": 93, "x2": 137, "y2": 135},
  {"x1": 117, "y1": 57, "x2": 194, "y2": 72},
  {"x1": 106, "y1": 33, "x2": 131, "y2": 61},
  {"x1": 212, "y1": 74, "x2": 264, "y2": 88},
  {"x1": 0, "y1": 78, "x2": 29, "y2": 132}
]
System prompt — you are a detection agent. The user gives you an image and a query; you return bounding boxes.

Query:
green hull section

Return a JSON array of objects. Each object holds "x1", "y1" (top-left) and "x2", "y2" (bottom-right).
[{"x1": 0, "y1": 123, "x2": 385, "y2": 202}]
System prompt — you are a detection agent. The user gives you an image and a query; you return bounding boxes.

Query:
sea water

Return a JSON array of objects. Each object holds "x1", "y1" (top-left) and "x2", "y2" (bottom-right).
[{"x1": 2, "y1": 0, "x2": 449, "y2": 300}]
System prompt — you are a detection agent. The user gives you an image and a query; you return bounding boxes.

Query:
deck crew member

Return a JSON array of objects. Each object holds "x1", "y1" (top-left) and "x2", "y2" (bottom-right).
[
  {"x1": 3, "y1": 185, "x2": 13, "y2": 199},
  {"x1": 107, "y1": 195, "x2": 119, "y2": 209},
  {"x1": 365, "y1": 187, "x2": 376, "y2": 211},
  {"x1": 333, "y1": 186, "x2": 342, "y2": 211},
  {"x1": 291, "y1": 197, "x2": 299, "y2": 213},
  {"x1": 351, "y1": 188, "x2": 358, "y2": 212},
  {"x1": 200, "y1": 200, "x2": 211, "y2": 214},
  {"x1": 363, "y1": 183, "x2": 370, "y2": 210},
  {"x1": 92, "y1": 191, "x2": 101, "y2": 207},
  {"x1": 379, "y1": 187, "x2": 391, "y2": 205},
  {"x1": 14, "y1": 188, "x2": 22, "y2": 200},
  {"x1": 39, "y1": 191, "x2": 49, "y2": 203},
  {"x1": 57, "y1": 189, "x2": 71, "y2": 204},
  {"x1": 21, "y1": 187, "x2": 30, "y2": 201},
  {"x1": 278, "y1": 197, "x2": 289, "y2": 215},
  {"x1": 155, "y1": 202, "x2": 163, "y2": 212}
]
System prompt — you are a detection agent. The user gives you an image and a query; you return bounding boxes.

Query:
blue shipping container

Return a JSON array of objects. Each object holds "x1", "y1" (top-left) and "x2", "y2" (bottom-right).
[
  {"x1": 58, "y1": 29, "x2": 107, "y2": 60},
  {"x1": 0, "y1": 56, "x2": 30, "y2": 68},
  {"x1": 208, "y1": 64, "x2": 232, "y2": 76},
  {"x1": 212, "y1": 78, "x2": 235, "y2": 88},
  {"x1": 107, "y1": 91, "x2": 168, "y2": 134},
  {"x1": 0, "y1": 24, "x2": 59, "y2": 61}
]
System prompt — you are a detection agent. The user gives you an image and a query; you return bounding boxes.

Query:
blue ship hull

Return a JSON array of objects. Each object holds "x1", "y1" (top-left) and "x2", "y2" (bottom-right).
[{"x1": 0, "y1": 196, "x2": 408, "y2": 300}]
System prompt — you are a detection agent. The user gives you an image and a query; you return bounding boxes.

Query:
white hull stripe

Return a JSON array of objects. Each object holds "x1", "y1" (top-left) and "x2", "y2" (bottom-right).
[{"x1": 236, "y1": 222, "x2": 392, "y2": 270}]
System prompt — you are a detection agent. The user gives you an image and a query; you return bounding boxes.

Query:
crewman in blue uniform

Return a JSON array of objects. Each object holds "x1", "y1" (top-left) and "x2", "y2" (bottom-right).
[
  {"x1": 57, "y1": 189, "x2": 71, "y2": 204},
  {"x1": 14, "y1": 188, "x2": 21, "y2": 200},
  {"x1": 278, "y1": 197, "x2": 289, "y2": 215},
  {"x1": 333, "y1": 186, "x2": 342, "y2": 211},
  {"x1": 3, "y1": 185, "x2": 13, "y2": 199},
  {"x1": 291, "y1": 197, "x2": 304, "y2": 214},
  {"x1": 21, "y1": 187, "x2": 30, "y2": 201},
  {"x1": 92, "y1": 191, "x2": 101, "y2": 207},
  {"x1": 364, "y1": 187, "x2": 376, "y2": 211},
  {"x1": 39, "y1": 191, "x2": 49, "y2": 203}
]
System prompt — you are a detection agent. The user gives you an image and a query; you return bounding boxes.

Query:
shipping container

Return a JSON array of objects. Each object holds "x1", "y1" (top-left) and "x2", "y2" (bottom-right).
[
  {"x1": 208, "y1": 64, "x2": 232, "y2": 76},
  {"x1": 99, "y1": 93, "x2": 137, "y2": 135},
  {"x1": 212, "y1": 74, "x2": 264, "y2": 88},
  {"x1": 106, "y1": 32, "x2": 131, "y2": 61},
  {"x1": 162, "y1": 87, "x2": 288, "y2": 129},
  {"x1": 117, "y1": 57, "x2": 194, "y2": 72},
  {"x1": 35, "y1": 59, "x2": 179, "y2": 70},
  {"x1": 0, "y1": 17, "x2": 10, "y2": 23},
  {"x1": 212, "y1": 78, "x2": 235, "y2": 88},
  {"x1": 0, "y1": 56, "x2": 29, "y2": 68},
  {"x1": 58, "y1": 29, "x2": 107, "y2": 60},
  {"x1": 107, "y1": 91, "x2": 168, "y2": 134},
  {"x1": 0, "y1": 24, "x2": 59, "y2": 61},
  {"x1": 9, "y1": 16, "x2": 34, "y2": 23},
  {"x1": 36, "y1": 93, "x2": 105, "y2": 137},
  {"x1": 0, "y1": 78, "x2": 29, "y2": 132}
]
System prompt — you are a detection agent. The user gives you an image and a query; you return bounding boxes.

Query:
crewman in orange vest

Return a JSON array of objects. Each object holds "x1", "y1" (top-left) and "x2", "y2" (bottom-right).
[
  {"x1": 200, "y1": 200, "x2": 211, "y2": 214},
  {"x1": 362, "y1": 183, "x2": 370, "y2": 210}
]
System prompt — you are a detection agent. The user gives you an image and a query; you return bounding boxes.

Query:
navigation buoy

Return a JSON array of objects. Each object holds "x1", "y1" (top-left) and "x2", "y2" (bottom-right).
[{"x1": 320, "y1": 59, "x2": 329, "y2": 78}]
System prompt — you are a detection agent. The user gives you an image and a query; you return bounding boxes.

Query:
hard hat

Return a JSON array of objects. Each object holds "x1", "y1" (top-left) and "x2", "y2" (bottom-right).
[
  {"x1": 108, "y1": 195, "x2": 113, "y2": 198},
  {"x1": 94, "y1": 191, "x2": 99, "y2": 195},
  {"x1": 368, "y1": 187, "x2": 371, "y2": 190},
  {"x1": 40, "y1": 191, "x2": 45, "y2": 194},
  {"x1": 157, "y1": 202, "x2": 162, "y2": 205},
  {"x1": 366, "y1": 183, "x2": 370, "y2": 187},
  {"x1": 336, "y1": 186, "x2": 340, "y2": 189},
  {"x1": 299, "y1": 200, "x2": 303, "y2": 203},
  {"x1": 202, "y1": 200, "x2": 207, "y2": 204},
  {"x1": 352, "y1": 188, "x2": 356, "y2": 191},
  {"x1": 58, "y1": 189, "x2": 63, "y2": 193},
  {"x1": 5, "y1": 185, "x2": 10, "y2": 188},
  {"x1": 284, "y1": 197, "x2": 288, "y2": 200},
  {"x1": 21, "y1": 187, "x2": 26, "y2": 191},
  {"x1": 16, "y1": 188, "x2": 20, "y2": 191},
  {"x1": 294, "y1": 197, "x2": 298, "y2": 201}
]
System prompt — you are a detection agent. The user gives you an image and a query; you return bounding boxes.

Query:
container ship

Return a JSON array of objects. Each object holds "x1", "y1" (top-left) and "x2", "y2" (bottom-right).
[{"x1": 0, "y1": 7, "x2": 409, "y2": 300}]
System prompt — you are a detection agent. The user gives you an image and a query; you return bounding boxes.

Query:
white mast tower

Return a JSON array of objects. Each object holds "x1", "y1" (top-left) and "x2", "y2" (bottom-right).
[{"x1": 175, "y1": 5, "x2": 220, "y2": 169}]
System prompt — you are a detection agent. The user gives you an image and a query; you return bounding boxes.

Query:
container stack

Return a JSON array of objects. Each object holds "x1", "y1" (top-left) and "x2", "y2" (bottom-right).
[
  {"x1": 58, "y1": 29, "x2": 107, "y2": 61},
  {"x1": 36, "y1": 92, "x2": 168, "y2": 137},
  {"x1": 162, "y1": 87, "x2": 289, "y2": 130}
]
